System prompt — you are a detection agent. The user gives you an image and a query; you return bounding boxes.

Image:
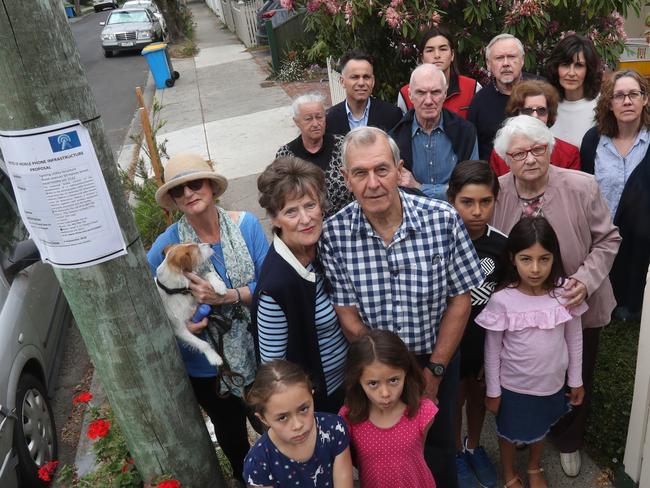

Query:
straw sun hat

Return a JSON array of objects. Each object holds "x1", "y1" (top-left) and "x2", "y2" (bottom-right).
[{"x1": 155, "y1": 153, "x2": 228, "y2": 210}]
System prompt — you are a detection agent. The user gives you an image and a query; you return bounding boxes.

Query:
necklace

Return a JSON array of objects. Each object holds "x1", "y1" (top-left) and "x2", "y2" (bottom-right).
[{"x1": 518, "y1": 192, "x2": 545, "y2": 218}]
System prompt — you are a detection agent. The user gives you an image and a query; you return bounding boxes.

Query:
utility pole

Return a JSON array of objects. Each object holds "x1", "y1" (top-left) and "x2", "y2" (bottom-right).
[{"x1": 0, "y1": 2, "x2": 225, "y2": 486}]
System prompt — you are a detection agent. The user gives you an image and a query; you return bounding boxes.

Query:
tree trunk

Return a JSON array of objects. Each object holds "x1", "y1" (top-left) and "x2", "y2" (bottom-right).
[
  {"x1": 0, "y1": 1, "x2": 225, "y2": 486},
  {"x1": 157, "y1": 0, "x2": 186, "y2": 42}
]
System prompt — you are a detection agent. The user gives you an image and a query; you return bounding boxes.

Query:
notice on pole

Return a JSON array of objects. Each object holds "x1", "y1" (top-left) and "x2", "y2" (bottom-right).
[{"x1": 0, "y1": 120, "x2": 126, "y2": 268}]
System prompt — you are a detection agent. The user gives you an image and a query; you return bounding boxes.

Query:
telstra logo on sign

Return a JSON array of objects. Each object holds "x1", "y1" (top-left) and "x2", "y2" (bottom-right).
[{"x1": 48, "y1": 131, "x2": 81, "y2": 152}]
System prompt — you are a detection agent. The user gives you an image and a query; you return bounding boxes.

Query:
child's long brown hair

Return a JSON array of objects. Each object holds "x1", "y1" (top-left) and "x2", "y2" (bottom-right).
[
  {"x1": 344, "y1": 330, "x2": 425, "y2": 424},
  {"x1": 246, "y1": 360, "x2": 312, "y2": 416}
]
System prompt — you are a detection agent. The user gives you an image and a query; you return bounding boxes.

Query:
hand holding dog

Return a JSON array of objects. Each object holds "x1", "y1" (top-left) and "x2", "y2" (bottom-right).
[
  {"x1": 185, "y1": 272, "x2": 233, "y2": 305},
  {"x1": 186, "y1": 316, "x2": 208, "y2": 335}
]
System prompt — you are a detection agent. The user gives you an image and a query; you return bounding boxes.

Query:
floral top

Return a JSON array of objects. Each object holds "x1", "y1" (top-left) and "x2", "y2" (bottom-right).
[
  {"x1": 244, "y1": 412, "x2": 349, "y2": 487},
  {"x1": 276, "y1": 133, "x2": 353, "y2": 217}
]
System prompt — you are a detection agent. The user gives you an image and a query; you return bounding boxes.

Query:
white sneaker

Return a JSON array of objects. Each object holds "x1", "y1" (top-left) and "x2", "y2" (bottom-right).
[{"x1": 560, "y1": 450, "x2": 581, "y2": 477}]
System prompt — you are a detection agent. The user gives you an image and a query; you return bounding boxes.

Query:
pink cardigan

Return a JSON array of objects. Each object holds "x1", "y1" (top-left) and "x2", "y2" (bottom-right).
[{"x1": 492, "y1": 166, "x2": 621, "y2": 328}]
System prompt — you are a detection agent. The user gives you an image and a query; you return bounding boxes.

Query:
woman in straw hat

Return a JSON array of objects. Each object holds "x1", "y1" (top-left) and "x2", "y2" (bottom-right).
[{"x1": 147, "y1": 153, "x2": 269, "y2": 483}]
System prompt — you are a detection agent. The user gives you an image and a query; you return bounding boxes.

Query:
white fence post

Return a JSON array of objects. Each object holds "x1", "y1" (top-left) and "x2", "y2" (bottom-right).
[
  {"x1": 231, "y1": 0, "x2": 262, "y2": 47},
  {"x1": 623, "y1": 264, "x2": 650, "y2": 485},
  {"x1": 327, "y1": 57, "x2": 346, "y2": 106}
]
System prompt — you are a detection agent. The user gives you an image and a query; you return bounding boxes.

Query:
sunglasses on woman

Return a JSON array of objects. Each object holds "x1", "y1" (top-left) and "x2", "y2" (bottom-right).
[
  {"x1": 169, "y1": 179, "x2": 206, "y2": 199},
  {"x1": 519, "y1": 106, "x2": 548, "y2": 117}
]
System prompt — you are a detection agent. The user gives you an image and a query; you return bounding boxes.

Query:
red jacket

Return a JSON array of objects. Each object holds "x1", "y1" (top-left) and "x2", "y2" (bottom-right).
[
  {"x1": 489, "y1": 138, "x2": 581, "y2": 176},
  {"x1": 399, "y1": 73, "x2": 478, "y2": 119}
]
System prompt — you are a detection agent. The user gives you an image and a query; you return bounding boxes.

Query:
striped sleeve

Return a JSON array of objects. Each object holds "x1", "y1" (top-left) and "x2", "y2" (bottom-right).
[{"x1": 256, "y1": 293, "x2": 289, "y2": 363}]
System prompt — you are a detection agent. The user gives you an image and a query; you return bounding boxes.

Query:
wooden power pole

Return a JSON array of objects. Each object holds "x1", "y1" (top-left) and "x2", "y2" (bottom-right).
[{"x1": 0, "y1": 2, "x2": 225, "y2": 486}]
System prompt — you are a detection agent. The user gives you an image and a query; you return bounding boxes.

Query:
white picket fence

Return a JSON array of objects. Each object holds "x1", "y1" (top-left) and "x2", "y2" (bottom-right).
[
  {"x1": 216, "y1": 0, "x2": 263, "y2": 48},
  {"x1": 205, "y1": 0, "x2": 223, "y2": 20},
  {"x1": 327, "y1": 56, "x2": 346, "y2": 105}
]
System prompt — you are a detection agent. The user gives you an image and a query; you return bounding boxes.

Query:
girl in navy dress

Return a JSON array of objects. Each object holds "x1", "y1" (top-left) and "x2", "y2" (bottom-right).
[{"x1": 244, "y1": 360, "x2": 353, "y2": 487}]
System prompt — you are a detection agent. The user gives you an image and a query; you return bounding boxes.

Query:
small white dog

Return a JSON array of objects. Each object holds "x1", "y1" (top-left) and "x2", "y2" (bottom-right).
[{"x1": 155, "y1": 242, "x2": 227, "y2": 366}]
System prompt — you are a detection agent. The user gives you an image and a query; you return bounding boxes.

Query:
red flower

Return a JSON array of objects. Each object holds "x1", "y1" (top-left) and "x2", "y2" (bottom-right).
[
  {"x1": 157, "y1": 480, "x2": 181, "y2": 488},
  {"x1": 121, "y1": 457, "x2": 135, "y2": 474},
  {"x1": 37, "y1": 460, "x2": 59, "y2": 482},
  {"x1": 87, "y1": 419, "x2": 110, "y2": 439},
  {"x1": 73, "y1": 392, "x2": 93, "y2": 405}
]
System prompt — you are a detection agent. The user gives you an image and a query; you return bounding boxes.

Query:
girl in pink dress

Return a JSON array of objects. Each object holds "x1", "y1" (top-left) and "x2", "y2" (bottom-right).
[
  {"x1": 476, "y1": 217, "x2": 588, "y2": 488},
  {"x1": 339, "y1": 330, "x2": 437, "y2": 488}
]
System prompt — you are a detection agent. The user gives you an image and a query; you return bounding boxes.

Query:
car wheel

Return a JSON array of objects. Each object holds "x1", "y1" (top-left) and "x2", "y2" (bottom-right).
[
  {"x1": 104, "y1": 50, "x2": 114, "y2": 58},
  {"x1": 13, "y1": 374, "x2": 58, "y2": 488}
]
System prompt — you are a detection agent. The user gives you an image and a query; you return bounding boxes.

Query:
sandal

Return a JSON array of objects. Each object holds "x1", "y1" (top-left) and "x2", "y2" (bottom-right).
[
  {"x1": 527, "y1": 467, "x2": 548, "y2": 488},
  {"x1": 504, "y1": 476, "x2": 523, "y2": 488}
]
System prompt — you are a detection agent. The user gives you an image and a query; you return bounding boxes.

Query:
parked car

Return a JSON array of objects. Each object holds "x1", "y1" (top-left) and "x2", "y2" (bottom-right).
[
  {"x1": 255, "y1": 0, "x2": 290, "y2": 45},
  {"x1": 0, "y1": 163, "x2": 71, "y2": 488},
  {"x1": 100, "y1": 7, "x2": 164, "y2": 58},
  {"x1": 93, "y1": 0, "x2": 119, "y2": 12},
  {"x1": 122, "y1": 0, "x2": 166, "y2": 33}
]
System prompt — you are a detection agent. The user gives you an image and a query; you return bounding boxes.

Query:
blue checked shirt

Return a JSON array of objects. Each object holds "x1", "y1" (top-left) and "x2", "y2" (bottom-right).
[{"x1": 320, "y1": 190, "x2": 484, "y2": 354}]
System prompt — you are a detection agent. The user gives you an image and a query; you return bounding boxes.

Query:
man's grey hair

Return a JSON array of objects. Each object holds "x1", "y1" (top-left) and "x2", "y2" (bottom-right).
[
  {"x1": 291, "y1": 92, "x2": 326, "y2": 118},
  {"x1": 408, "y1": 63, "x2": 448, "y2": 93},
  {"x1": 485, "y1": 33, "x2": 525, "y2": 62},
  {"x1": 341, "y1": 126, "x2": 401, "y2": 169},
  {"x1": 493, "y1": 115, "x2": 556, "y2": 164}
]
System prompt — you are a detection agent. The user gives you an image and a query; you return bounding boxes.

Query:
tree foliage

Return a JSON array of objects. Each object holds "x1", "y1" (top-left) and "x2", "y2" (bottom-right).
[{"x1": 283, "y1": 0, "x2": 643, "y2": 101}]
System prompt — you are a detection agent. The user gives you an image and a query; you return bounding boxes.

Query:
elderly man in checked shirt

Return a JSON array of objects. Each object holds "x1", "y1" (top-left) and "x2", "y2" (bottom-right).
[{"x1": 320, "y1": 126, "x2": 484, "y2": 488}]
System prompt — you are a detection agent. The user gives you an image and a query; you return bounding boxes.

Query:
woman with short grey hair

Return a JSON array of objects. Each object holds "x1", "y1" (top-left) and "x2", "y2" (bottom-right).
[
  {"x1": 492, "y1": 115, "x2": 621, "y2": 483},
  {"x1": 276, "y1": 93, "x2": 353, "y2": 216}
]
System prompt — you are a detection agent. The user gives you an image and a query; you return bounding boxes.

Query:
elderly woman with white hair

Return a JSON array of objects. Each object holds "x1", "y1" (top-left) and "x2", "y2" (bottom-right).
[
  {"x1": 276, "y1": 93, "x2": 353, "y2": 216},
  {"x1": 491, "y1": 115, "x2": 621, "y2": 484}
]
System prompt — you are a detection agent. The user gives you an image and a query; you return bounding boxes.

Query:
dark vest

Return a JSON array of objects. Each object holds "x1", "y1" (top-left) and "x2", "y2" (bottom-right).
[
  {"x1": 390, "y1": 108, "x2": 477, "y2": 172},
  {"x1": 251, "y1": 243, "x2": 328, "y2": 398}
]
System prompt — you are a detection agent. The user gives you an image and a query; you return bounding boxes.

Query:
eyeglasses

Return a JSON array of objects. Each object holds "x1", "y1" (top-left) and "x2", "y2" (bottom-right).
[
  {"x1": 506, "y1": 144, "x2": 548, "y2": 161},
  {"x1": 519, "y1": 106, "x2": 548, "y2": 117},
  {"x1": 612, "y1": 90, "x2": 645, "y2": 103},
  {"x1": 168, "y1": 179, "x2": 206, "y2": 199}
]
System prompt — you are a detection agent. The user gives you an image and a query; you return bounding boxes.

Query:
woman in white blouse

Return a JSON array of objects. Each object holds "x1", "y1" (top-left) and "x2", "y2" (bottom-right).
[{"x1": 546, "y1": 34, "x2": 602, "y2": 148}]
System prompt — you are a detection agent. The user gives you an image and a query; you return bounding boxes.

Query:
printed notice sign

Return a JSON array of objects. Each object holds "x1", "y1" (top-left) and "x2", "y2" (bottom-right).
[{"x1": 0, "y1": 120, "x2": 126, "y2": 268}]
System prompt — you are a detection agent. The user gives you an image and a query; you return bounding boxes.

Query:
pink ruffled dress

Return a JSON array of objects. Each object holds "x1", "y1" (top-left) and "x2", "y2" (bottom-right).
[{"x1": 339, "y1": 399, "x2": 438, "y2": 488}]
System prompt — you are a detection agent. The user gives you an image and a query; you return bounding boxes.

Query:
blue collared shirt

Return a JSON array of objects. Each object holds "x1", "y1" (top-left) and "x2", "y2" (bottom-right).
[
  {"x1": 595, "y1": 128, "x2": 650, "y2": 217},
  {"x1": 411, "y1": 112, "x2": 478, "y2": 200},
  {"x1": 320, "y1": 190, "x2": 484, "y2": 354},
  {"x1": 346, "y1": 98, "x2": 371, "y2": 129}
]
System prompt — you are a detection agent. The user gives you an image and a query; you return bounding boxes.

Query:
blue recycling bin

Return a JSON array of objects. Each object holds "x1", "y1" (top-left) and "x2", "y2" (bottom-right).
[
  {"x1": 64, "y1": 5, "x2": 75, "y2": 18},
  {"x1": 142, "y1": 43, "x2": 180, "y2": 89}
]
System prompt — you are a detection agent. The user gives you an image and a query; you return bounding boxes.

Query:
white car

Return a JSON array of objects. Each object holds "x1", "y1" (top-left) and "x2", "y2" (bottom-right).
[
  {"x1": 0, "y1": 164, "x2": 70, "y2": 487},
  {"x1": 122, "y1": 0, "x2": 166, "y2": 33}
]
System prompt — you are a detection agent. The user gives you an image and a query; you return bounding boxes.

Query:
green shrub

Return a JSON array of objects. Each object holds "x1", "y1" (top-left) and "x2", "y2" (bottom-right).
[
  {"x1": 586, "y1": 319, "x2": 640, "y2": 469},
  {"x1": 282, "y1": 0, "x2": 643, "y2": 101}
]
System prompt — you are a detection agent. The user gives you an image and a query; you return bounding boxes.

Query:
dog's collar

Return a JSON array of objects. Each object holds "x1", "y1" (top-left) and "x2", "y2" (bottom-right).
[{"x1": 156, "y1": 278, "x2": 192, "y2": 295}]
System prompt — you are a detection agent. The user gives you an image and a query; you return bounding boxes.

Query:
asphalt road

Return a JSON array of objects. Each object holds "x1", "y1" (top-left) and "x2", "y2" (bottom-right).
[{"x1": 70, "y1": 9, "x2": 150, "y2": 155}]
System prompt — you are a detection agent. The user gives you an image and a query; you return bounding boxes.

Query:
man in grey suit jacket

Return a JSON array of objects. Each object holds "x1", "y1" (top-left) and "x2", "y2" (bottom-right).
[{"x1": 326, "y1": 49, "x2": 403, "y2": 136}]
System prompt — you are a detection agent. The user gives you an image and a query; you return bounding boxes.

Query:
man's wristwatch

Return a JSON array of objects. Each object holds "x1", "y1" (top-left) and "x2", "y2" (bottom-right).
[{"x1": 426, "y1": 361, "x2": 446, "y2": 377}]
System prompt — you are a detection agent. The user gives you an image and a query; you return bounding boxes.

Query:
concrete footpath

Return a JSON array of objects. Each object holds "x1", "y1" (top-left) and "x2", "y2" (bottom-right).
[{"x1": 115, "y1": 1, "x2": 610, "y2": 486}]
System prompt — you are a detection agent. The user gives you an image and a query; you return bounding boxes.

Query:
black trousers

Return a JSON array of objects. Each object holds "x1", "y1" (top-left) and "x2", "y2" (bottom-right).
[
  {"x1": 550, "y1": 327, "x2": 601, "y2": 452},
  {"x1": 189, "y1": 376, "x2": 250, "y2": 482},
  {"x1": 418, "y1": 352, "x2": 461, "y2": 488}
]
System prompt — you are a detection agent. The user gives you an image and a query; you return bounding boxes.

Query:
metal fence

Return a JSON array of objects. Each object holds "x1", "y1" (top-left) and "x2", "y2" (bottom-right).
[
  {"x1": 327, "y1": 57, "x2": 346, "y2": 106},
  {"x1": 216, "y1": 0, "x2": 262, "y2": 48}
]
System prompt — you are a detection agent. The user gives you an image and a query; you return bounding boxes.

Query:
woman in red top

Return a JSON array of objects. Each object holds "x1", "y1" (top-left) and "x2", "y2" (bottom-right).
[
  {"x1": 489, "y1": 80, "x2": 580, "y2": 176},
  {"x1": 397, "y1": 26, "x2": 480, "y2": 119}
]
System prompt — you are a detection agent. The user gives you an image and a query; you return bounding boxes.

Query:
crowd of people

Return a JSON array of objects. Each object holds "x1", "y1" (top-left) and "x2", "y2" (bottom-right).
[{"x1": 146, "y1": 28, "x2": 650, "y2": 488}]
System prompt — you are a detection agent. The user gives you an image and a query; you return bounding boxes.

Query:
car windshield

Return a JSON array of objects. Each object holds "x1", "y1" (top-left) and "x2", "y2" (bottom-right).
[{"x1": 107, "y1": 10, "x2": 150, "y2": 24}]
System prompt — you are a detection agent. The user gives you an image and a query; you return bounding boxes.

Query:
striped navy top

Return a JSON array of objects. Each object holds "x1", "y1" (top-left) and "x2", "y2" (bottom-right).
[{"x1": 256, "y1": 263, "x2": 348, "y2": 395}]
